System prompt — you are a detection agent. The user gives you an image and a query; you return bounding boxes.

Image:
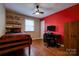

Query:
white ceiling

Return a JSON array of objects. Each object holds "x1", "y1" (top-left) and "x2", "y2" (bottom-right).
[{"x1": 4, "y1": 3, "x2": 77, "y2": 19}]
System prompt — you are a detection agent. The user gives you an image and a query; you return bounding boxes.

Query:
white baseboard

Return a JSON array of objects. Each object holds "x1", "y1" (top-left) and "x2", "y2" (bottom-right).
[
  {"x1": 57, "y1": 43, "x2": 64, "y2": 47},
  {"x1": 32, "y1": 38, "x2": 42, "y2": 40},
  {"x1": 60, "y1": 44, "x2": 64, "y2": 47}
]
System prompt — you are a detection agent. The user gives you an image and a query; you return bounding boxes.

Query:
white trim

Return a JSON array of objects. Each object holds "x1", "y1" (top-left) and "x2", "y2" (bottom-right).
[
  {"x1": 32, "y1": 38, "x2": 42, "y2": 40},
  {"x1": 41, "y1": 20, "x2": 45, "y2": 39}
]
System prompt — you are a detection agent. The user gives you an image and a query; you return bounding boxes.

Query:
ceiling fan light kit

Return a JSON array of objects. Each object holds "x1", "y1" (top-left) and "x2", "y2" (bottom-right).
[{"x1": 35, "y1": 12, "x2": 40, "y2": 15}]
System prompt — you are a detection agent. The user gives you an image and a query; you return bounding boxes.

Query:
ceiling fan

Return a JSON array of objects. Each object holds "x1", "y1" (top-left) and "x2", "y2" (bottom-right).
[{"x1": 33, "y1": 4, "x2": 44, "y2": 15}]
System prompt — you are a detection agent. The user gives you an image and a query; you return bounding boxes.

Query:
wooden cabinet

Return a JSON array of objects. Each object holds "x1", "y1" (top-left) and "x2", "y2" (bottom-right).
[{"x1": 64, "y1": 21, "x2": 79, "y2": 55}]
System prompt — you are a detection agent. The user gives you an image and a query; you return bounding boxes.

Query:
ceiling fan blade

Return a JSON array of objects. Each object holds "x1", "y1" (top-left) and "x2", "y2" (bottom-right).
[
  {"x1": 33, "y1": 12, "x2": 36, "y2": 14},
  {"x1": 39, "y1": 12, "x2": 44, "y2": 14}
]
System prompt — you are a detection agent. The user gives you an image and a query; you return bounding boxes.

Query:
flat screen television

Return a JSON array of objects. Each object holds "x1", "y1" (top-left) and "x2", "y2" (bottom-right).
[{"x1": 47, "y1": 25, "x2": 56, "y2": 31}]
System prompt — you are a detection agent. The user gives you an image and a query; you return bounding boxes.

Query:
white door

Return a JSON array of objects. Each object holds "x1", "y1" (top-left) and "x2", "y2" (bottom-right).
[{"x1": 41, "y1": 20, "x2": 45, "y2": 39}]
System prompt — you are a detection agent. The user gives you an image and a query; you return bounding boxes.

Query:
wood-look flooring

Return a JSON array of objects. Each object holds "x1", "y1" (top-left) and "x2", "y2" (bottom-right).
[{"x1": 2, "y1": 39, "x2": 68, "y2": 56}]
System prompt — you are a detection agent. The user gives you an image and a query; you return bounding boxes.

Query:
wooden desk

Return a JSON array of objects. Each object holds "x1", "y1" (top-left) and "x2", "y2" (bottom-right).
[{"x1": 0, "y1": 33, "x2": 32, "y2": 56}]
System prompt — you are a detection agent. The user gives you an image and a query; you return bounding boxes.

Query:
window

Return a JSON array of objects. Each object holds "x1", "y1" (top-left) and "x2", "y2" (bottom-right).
[{"x1": 25, "y1": 19, "x2": 34, "y2": 31}]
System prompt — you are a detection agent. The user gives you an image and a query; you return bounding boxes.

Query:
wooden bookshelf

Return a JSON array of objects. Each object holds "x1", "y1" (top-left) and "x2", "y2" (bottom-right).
[{"x1": 6, "y1": 9, "x2": 25, "y2": 33}]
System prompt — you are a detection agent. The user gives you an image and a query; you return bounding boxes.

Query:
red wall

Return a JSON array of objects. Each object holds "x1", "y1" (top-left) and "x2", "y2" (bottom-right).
[{"x1": 43, "y1": 4, "x2": 79, "y2": 42}]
